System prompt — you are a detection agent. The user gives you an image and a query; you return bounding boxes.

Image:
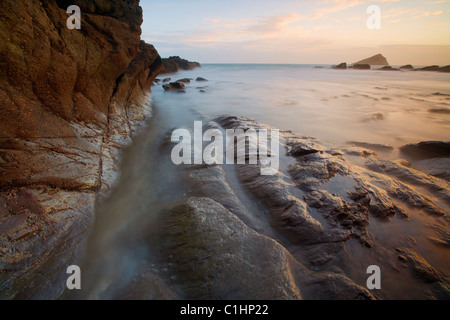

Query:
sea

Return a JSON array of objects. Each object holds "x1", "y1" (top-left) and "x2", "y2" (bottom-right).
[{"x1": 153, "y1": 64, "x2": 450, "y2": 149}]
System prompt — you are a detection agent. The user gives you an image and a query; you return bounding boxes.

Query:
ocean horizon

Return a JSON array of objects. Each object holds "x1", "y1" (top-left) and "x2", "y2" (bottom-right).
[{"x1": 153, "y1": 63, "x2": 450, "y2": 150}]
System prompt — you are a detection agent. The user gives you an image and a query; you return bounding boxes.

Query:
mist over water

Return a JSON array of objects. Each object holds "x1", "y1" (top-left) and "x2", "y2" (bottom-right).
[{"x1": 155, "y1": 64, "x2": 450, "y2": 149}]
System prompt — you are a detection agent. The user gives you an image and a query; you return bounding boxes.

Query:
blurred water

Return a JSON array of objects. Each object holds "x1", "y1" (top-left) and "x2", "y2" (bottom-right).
[{"x1": 154, "y1": 64, "x2": 450, "y2": 148}]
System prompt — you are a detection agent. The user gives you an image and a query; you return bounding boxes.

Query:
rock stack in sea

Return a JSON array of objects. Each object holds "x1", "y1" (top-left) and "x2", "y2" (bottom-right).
[{"x1": 353, "y1": 53, "x2": 389, "y2": 66}]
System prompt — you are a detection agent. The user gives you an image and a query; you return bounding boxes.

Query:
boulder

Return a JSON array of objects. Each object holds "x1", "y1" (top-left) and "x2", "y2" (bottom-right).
[
  {"x1": 161, "y1": 197, "x2": 373, "y2": 300},
  {"x1": 352, "y1": 64, "x2": 371, "y2": 70},
  {"x1": 429, "y1": 108, "x2": 450, "y2": 114},
  {"x1": 196, "y1": 77, "x2": 208, "y2": 81},
  {"x1": 413, "y1": 158, "x2": 450, "y2": 181},
  {"x1": 333, "y1": 63, "x2": 347, "y2": 70},
  {"x1": 371, "y1": 113, "x2": 385, "y2": 121},
  {"x1": 400, "y1": 141, "x2": 450, "y2": 159},
  {"x1": 439, "y1": 65, "x2": 450, "y2": 73},
  {"x1": 162, "y1": 82, "x2": 186, "y2": 91},
  {"x1": 161, "y1": 197, "x2": 302, "y2": 299},
  {"x1": 418, "y1": 65, "x2": 440, "y2": 72},
  {"x1": 400, "y1": 65, "x2": 414, "y2": 70}
]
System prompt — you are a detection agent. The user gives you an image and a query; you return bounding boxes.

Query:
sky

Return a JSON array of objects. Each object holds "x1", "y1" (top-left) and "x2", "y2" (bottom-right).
[{"x1": 140, "y1": 0, "x2": 450, "y2": 65}]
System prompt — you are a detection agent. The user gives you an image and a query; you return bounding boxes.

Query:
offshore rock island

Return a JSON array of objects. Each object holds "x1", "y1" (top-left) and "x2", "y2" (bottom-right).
[{"x1": 0, "y1": 0, "x2": 449, "y2": 301}]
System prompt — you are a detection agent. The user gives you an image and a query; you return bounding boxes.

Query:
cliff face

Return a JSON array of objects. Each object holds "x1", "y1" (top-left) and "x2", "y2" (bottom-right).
[{"x1": 0, "y1": 0, "x2": 162, "y2": 299}]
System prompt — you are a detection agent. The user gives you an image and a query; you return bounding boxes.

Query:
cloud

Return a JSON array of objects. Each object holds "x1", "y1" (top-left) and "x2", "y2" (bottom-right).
[
  {"x1": 292, "y1": 0, "x2": 402, "y2": 21},
  {"x1": 204, "y1": 18, "x2": 255, "y2": 29},
  {"x1": 245, "y1": 12, "x2": 301, "y2": 36},
  {"x1": 345, "y1": 16, "x2": 362, "y2": 21},
  {"x1": 141, "y1": 0, "x2": 450, "y2": 63}
]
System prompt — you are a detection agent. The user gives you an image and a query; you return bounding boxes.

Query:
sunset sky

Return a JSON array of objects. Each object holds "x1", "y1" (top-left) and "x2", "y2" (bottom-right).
[{"x1": 141, "y1": 0, "x2": 450, "y2": 65}]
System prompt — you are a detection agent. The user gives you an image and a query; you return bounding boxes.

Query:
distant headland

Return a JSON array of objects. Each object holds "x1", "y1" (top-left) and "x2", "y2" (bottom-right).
[{"x1": 161, "y1": 56, "x2": 201, "y2": 74}]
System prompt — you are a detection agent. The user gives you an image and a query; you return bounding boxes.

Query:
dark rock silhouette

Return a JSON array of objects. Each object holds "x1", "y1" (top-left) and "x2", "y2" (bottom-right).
[
  {"x1": 162, "y1": 82, "x2": 186, "y2": 91},
  {"x1": 429, "y1": 108, "x2": 450, "y2": 114},
  {"x1": 378, "y1": 66, "x2": 400, "y2": 71},
  {"x1": 400, "y1": 141, "x2": 450, "y2": 159},
  {"x1": 333, "y1": 63, "x2": 347, "y2": 70},
  {"x1": 161, "y1": 56, "x2": 201, "y2": 74},
  {"x1": 400, "y1": 65, "x2": 414, "y2": 70},
  {"x1": 418, "y1": 65, "x2": 440, "y2": 72},
  {"x1": 439, "y1": 65, "x2": 450, "y2": 73},
  {"x1": 177, "y1": 78, "x2": 192, "y2": 83},
  {"x1": 352, "y1": 64, "x2": 371, "y2": 70}
]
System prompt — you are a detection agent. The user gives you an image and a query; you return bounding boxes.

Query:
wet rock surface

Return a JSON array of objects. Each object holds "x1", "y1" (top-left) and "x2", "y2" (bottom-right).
[
  {"x1": 418, "y1": 65, "x2": 441, "y2": 72},
  {"x1": 161, "y1": 197, "x2": 373, "y2": 300},
  {"x1": 162, "y1": 82, "x2": 186, "y2": 92},
  {"x1": 206, "y1": 116, "x2": 449, "y2": 299},
  {"x1": 400, "y1": 141, "x2": 450, "y2": 159},
  {"x1": 351, "y1": 64, "x2": 371, "y2": 70},
  {"x1": 378, "y1": 66, "x2": 400, "y2": 71},
  {"x1": 353, "y1": 54, "x2": 389, "y2": 66},
  {"x1": 80, "y1": 115, "x2": 446, "y2": 300}
]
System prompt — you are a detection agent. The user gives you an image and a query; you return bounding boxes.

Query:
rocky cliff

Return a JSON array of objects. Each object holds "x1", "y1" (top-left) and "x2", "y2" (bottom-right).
[
  {"x1": 0, "y1": 0, "x2": 162, "y2": 299},
  {"x1": 161, "y1": 56, "x2": 201, "y2": 74}
]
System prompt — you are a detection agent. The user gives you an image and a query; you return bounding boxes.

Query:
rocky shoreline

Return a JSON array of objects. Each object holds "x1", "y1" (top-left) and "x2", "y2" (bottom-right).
[{"x1": 119, "y1": 115, "x2": 448, "y2": 300}]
